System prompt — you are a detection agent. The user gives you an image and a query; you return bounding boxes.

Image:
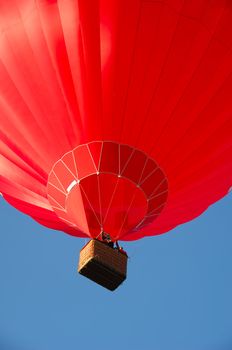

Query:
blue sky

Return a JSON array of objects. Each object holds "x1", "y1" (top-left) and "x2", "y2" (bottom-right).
[{"x1": 0, "y1": 193, "x2": 232, "y2": 350}]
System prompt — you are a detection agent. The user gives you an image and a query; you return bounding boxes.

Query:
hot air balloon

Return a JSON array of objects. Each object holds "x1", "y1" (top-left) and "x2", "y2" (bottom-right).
[{"x1": 0, "y1": 0, "x2": 232, "y2": 290}]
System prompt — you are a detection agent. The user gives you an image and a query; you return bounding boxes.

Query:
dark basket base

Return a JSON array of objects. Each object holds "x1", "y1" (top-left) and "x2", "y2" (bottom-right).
[{"x1": 79, "y1": 257, "x2": 126, "y2": 291}]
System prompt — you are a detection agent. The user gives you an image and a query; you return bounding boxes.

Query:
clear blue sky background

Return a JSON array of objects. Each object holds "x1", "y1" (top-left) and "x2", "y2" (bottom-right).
[{"x1": 0, "y1": 193, "x2": 232, "y2": 350}]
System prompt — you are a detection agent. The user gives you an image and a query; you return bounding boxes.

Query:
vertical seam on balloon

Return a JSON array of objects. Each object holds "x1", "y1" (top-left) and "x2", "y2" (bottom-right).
[
  {"x1": 35, "y1": 1, "x2": 77, "y2": 148},
  {"x1": 87, "y1": 143, "x2": 98, "y2": 172},
  {"x1": 120, "y1": 148, "x2": 135, "y2": 175},
  {"x1": 97, "y1": 141, "x2": 104, "y2": 172},
  {"x1": 96, "y1": 173, "x2": 103, "y2": 231},
  {"x1": 118, "y1": 143, "x2": 121, "y2": 175},
  {"x1": 117, "y1": 2, "x2": 143, "y2": 143},
  {"x1": 116, "y1": 142, "x2": 120, "y2": 175},
  {"x1": 102, "y1": 177, "x2": 120, "y2": 226},
  {"x1": 79, "y1": 182, "x2": 102, "y2": 227},
  {"x1": 78, "y1": 0, "x2": 103, "y2": 140},
  {"x1": 56, "y1": 0, "x2": 84, "y2": 140},
  {"x1": 119, "y1": 1, "x2": 161, "y2": 143},
  {"x1": 137, "y1": 157, "x2": 149, "y2": 185},
  {"x1": 71, "y1": 150, "x2": 78, "y2": 178},
  {"x1": 11, "y1": 3, "x2": 66, "y2": 150},
  {"x1": 146, "y1": 3, "x2": 228, "y2": 156},
  {"x1": 133, "y1": 0, "x2": 187, "y2": 148},
  {"x1": 77, "y1": 16, "x2": 89, "y2": 130},
  {"x1": 115, "y1": 191, "x2": 137, "y2": 241}
]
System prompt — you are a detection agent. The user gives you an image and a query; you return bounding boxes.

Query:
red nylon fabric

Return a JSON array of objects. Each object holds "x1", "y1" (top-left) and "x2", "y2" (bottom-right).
[{"x1": 0, "y1": 0, "x2": 232, "y2": 240}]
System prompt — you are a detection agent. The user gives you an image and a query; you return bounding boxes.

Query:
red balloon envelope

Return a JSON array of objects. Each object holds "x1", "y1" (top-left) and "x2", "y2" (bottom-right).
[{"x1": 0, "y1": 0, "x2": 232, "y2": 241}]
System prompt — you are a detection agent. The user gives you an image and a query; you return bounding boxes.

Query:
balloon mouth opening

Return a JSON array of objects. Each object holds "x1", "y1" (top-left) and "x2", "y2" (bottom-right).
[{"x1": 47, "y1": 141, "x2": 168, "y2": 239}]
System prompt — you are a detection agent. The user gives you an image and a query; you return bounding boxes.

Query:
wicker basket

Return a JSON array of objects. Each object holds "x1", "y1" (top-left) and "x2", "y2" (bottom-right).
[{"x1": 78, "y1": 239, "x2": 128, "y2": 291}]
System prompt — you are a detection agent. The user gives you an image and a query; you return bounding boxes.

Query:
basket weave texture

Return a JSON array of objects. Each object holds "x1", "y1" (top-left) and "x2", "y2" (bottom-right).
[{"x1": 78, "y1": 239, "x2": 127, "y2": 291}]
